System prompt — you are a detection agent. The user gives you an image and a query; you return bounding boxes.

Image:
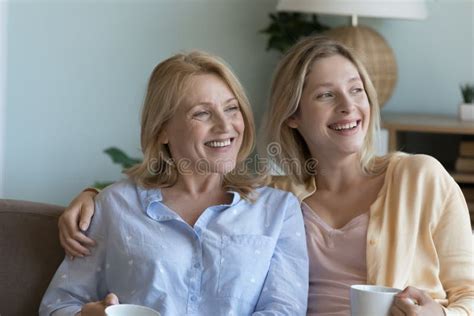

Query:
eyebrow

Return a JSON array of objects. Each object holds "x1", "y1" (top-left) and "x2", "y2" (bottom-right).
[
  {"x1": 186, "y1": 97, "x2": 238, "y2": 113},
  {"x1": 348, "y1": 76, "x2": 362, "y2": 83},
  {"x1": 194, "y1": 97, "x2": 238, "y2": 107},
  {"x1": 313, "y1": 76, "x2": 362, "y2": 89}
]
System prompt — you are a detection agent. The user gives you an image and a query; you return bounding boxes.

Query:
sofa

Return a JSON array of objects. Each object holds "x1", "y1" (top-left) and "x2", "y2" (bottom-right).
[{"x1": 0, "y1": 199, "x2": 65, "y2": 316}]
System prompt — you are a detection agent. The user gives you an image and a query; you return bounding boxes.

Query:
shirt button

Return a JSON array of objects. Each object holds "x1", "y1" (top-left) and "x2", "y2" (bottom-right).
[
  {"x1": 369, "y1": 239, "x2": 377, "y2": 246},
  {"x1": 190, "y1": 295, "x2": 197, "y2": 302},
  {"x1": 194, "y1": 263, "x2": 200, "y2": 269}
]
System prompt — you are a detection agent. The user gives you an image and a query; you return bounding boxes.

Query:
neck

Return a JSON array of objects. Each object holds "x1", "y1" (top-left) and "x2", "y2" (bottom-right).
[
  {"x1": 171, "y1": 172, "x2": 225, "y2": 198},
  {"x1": 313, "y1": 153, "x2": 366, "y2": 192}
]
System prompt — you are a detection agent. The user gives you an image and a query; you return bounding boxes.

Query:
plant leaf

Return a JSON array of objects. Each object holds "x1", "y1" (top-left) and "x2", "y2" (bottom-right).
[
  {"x1": 93, "y1": 181, "x2": 115, "y2": 190},
  {"x1": 103, "y1": 147, "x2": 142, "y2": 169},
  {"x1": 261, "y1": 12, "x2": 331, "y2": 53}
]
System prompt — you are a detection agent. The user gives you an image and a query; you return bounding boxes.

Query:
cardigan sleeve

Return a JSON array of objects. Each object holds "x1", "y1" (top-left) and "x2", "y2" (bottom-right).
[{"x1": 432, "y1": 176, "x2": 474, "y2": 316}]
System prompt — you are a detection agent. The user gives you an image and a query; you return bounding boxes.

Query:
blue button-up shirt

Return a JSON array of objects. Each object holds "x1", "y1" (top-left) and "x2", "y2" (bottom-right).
[{"x1": 40, "y1": 179, "x2": 308, "y2": 315}]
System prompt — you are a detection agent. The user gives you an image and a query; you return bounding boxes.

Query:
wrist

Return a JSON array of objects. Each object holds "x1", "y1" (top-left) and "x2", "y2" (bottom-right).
[{"x1": 82, "y1": 187, "x2": 100, "y2": 195}]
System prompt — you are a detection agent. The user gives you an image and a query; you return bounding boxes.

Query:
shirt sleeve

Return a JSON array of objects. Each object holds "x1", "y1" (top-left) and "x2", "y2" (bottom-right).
[
  {"x1": 433, "y1": 182, "x2": 474, "y2": 316},
  {"x1": 39, "y1": 200, "x2": 108, "y2": 316},
  {"x1": 252, "y1": 193, "x2": 309, "y2": 315}
]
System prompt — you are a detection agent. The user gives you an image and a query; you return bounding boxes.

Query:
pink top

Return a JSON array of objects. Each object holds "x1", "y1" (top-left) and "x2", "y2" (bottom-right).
[{"x1": 302, "y1": 202, "x2": 369, "y2": 316}]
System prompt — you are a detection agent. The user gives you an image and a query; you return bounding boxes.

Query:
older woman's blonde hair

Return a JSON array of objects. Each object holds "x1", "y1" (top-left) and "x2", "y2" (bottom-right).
[
  {"x1": 262, "y1": 35, "x2": 390, "y2": 184},
  {"x1": 127, "y1": 51, "x2": 266, "y2": 200}
]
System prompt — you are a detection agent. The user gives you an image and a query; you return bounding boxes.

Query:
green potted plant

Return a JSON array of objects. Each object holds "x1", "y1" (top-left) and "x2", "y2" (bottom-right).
[
  {"x1": 260, "y1": 12, "x2": 329, "y2": 53},
  {"x1": 94, "y1": 147, "x2": 142, "y2": 189},
  {"x1": 459, "y1": 83, "x2": 474, "y2": 121}
]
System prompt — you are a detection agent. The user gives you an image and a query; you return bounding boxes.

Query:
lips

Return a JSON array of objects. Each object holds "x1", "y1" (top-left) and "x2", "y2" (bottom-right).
[
  {"x1": 204, "y1": 138, "x2": 234, "y2": 148},
  {"x1": 328, "y1": 120, "x2": 361, "y2": 131}
]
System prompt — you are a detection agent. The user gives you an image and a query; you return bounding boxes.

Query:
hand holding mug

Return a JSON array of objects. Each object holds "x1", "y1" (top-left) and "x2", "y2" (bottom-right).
[
  {"x1": 78, "y1": 293, "x2": 119, "y2": 316},
  {"x1": 390, "y1": 286, "x2": 444, "y2": 316}
]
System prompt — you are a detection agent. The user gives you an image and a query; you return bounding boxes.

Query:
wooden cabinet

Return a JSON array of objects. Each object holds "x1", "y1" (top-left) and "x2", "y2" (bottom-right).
[
  {"x1": 382, "y1": 112, "x2": 474, "y2": 227},
  {"x1": 382, "y1": 112, "x2": 474, "y2": 182}
]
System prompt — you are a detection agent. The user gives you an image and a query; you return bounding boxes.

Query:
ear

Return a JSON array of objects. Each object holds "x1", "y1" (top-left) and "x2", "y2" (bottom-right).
[
  {"x1": 286, "y1": 115, "x2": 299, "y2": 129},
  {"x1": 158, "y1": 130, "x2": 169, "y2": 144}
]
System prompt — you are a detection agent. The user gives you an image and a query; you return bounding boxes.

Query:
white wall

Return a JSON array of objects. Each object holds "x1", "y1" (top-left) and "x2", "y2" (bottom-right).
[
  {"x1": 5, "y1": 0, "x2": 279, "y2": 205},
  {"x1": 4, "y1": 0, "x2": 474, "y2": 205},
  {"x1": 0, "y1": 1, "x2": 6, "y2": 198}
]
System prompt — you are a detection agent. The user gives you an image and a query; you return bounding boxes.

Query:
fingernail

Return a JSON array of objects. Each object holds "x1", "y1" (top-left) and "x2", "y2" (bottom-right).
[{"x1": 80, "y1": 223, "x2": 87, "y2": 231}]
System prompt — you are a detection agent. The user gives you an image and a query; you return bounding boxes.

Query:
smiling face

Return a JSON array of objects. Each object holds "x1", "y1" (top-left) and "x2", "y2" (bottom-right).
[
  {"x1": 161, "y1": 73, "x2": 245, "y2": 175},
  {"x1": 287, "y1": 54, "x2": 371, "y2": 161}
]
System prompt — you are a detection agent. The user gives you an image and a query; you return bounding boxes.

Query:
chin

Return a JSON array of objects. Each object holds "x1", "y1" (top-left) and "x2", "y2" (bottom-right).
[
  {"x1": 213, "y1": 163, "x2": 238, "y2": 175},
  {"x1": 200, "y1": 158, "x2": 237, "y2": 175},
  {"x1": 340, "y1": 144, "x2": 364, "y2": 155}
]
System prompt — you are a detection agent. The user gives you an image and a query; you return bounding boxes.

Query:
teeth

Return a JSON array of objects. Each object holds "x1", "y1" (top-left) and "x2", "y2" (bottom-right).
[
  {"x1": 206, "y1": 139, "x2": 231, "y2": 148},
  {"x1": 331, "y1": 121, "x2": 358, "y2": 131}
]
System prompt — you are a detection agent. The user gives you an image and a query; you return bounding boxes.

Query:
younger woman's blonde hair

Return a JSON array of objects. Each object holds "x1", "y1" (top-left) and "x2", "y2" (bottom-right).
[
  {"x1": 127, "y1": 51, "x2": 266, "y2": 200},
  {"x1": 262, "y1": 35, "x2": 390, "y2": 184}
]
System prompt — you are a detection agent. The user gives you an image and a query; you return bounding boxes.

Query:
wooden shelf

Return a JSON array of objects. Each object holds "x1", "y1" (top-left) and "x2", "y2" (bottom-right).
[
  {"x1": 382, "y1": 113, "x2": 474, "y2": 135},
  {"x1": 451, "y1": 172, "x2": 474, "y2": 183},
  {"x1": 382, "y1": 112, "x2": 474, "y2": 184}
]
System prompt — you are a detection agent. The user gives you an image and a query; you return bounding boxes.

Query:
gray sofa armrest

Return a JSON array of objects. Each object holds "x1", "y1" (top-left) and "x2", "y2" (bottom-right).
[{"x1": 0, "y1": 199, "x2": 65, "y2": 316}]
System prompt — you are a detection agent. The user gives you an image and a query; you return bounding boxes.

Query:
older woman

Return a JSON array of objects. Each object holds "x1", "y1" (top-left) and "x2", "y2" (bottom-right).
[
  {"x1": 40, "y1": 51, "x2": 308, "y2": 316},
  {"x1": 58, "y1": 37, "x2": 474, "y2": 316}
]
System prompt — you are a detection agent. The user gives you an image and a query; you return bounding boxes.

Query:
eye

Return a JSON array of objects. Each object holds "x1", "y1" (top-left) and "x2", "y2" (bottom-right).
[
  {"x1": 225, "y1": 104, "x2": 240, "y2": 113},
  {"x1": 192, "y1": 111, "x2": 210, "y2": 120},
  {"x1": 316, "y1": 92, "x2": 334, "y2": 100},
  {"x1": 351, "y1": 87, "x2": 364, "y2": 94}
]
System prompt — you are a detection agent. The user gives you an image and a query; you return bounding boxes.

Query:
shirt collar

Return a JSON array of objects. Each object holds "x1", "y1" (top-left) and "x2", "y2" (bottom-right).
[
  {"x1": 212, "y1": 190, "x2": 241, "y2": 212},
  {"x1": 137, "y1": 186, "x2": 242, "y2": 221},
  {"x1": 137, "y1": 186, "x2": 173, "y2": 221},
  {"x1": 295, "y1": 176, "x2": 317, "y2": 202}
]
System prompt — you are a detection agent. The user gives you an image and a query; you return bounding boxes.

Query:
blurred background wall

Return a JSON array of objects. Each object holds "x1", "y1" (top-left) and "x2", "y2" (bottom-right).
[{"x1": 1, "y1": 0, "x2": 473, "y2": 205}]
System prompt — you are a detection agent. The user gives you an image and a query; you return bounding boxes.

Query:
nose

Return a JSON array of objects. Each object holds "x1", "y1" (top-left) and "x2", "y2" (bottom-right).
[
  {"x1": 212, "y1": 111, "x2": 231, "y2": 132},
  {"x1": 337, "y1": 93, "x2": 356, "y2": 114}
]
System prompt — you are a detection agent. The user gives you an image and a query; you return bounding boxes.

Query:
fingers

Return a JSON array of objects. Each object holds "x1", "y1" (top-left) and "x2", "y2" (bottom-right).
[
  {"x1": 392, "y1": 286, "x2": 426, "y2": 315},
  {"x1": 60, "y1": 229, "x2": 92, "y2": 257},
  {"x1": 80, "y1": 293, "x2": 119, "y2": 316},
  {"x1": 397, "y1": 286, "x2": 427, "y2": 305},
  {"x1": 104, "y1": 293, "x2": 119, "y2": 306},
  {"x1": 390, "y1": 303, "x2": 406, "y2": 316},
  {"x1": 58, "y1": 214, "x2": 95, "y2": 257},
  {"x1": 74, "y1": 230, "x2": 96, "y2": 247},
  {"x1": 81, "y1": 301, "x2": 107, "y2": 316},
  {"x1": 393, "y1": 296, "x2": 420, "y2": 315},
  {"x1": 59, "y1": 230, "x2": 83, "y2": 258},
  {"x1": 58, "y1": 191, "x2": 98, "y2": 258},
  {"x1": 79, "y1": 202, "x2": 95, "y2": 232}
]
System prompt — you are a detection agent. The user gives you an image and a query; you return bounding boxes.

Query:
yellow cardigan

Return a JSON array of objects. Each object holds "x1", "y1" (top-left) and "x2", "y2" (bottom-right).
[{"x1": 271, "y1": 154, "x2": 474, "y2": 316}]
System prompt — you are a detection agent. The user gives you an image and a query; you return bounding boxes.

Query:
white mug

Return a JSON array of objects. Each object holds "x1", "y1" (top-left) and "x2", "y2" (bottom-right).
[
  {"x1": 350, "y1": 284, "x2": 401, "y2": 316},
  {"x1": 105, "y1": 304, "x2": 161, "y2": 316}
]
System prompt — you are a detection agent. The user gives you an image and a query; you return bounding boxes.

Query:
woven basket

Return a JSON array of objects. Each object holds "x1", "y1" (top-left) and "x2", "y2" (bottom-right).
[{"x1": 324, "y1": 26, "x2": 397, "y2": 107}]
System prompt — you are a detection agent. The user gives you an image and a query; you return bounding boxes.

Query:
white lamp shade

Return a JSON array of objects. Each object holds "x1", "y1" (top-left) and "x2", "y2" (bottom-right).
[{"x1": 277, "y1": 0, "x2": 428, "y2": 20}]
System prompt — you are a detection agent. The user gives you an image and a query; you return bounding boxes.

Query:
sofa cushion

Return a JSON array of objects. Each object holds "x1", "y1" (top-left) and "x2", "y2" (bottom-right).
[{"x1": 0, "y1": 199, "x2": 64, "y2": 316}]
